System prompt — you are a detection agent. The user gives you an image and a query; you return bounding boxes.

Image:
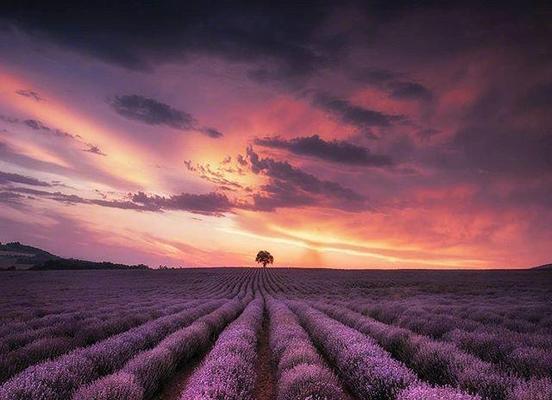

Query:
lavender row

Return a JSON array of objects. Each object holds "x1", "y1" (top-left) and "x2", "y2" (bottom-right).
[
  {"x1": 346, "y1": 299, "x2": 552, "y2": 378},
  {"x1": 0, "y1": 298, "x2": 155, "y2": 339},
  {"x1": 0, "y1": 298, "x2": 189, "y2": 354},
  {"x1": 397, "y1": 384, "x2": 481, "y2": 400},
  {"x1": 0, "y1": 300, "x2": 224, "y2": 400},
  {"x1": 359, "y1": 296, "x2": 550, "y2": 335},
  {"x1": 180, "y1": 299, "x2": 264, "y2": 400},
  {"x1": 73, "y1": 300, "x2": 244, "y2": 400},
  {"x1": 356, "y1": 298, "x2": 552, "y2": 348},
  {"x1": 0, "y1": 269, "x2": 249, "y2": 325},
  {"x1": 266, "y1": 299, "x2": 349, "y2": 400},
  {"x1": 0, "y1": 300, "x2": 203, "y2": 384},
  {"x1": 313, "y1": 301, "x2": 552, "y2": 400},
  {"x1": 288, "y1": 300, "x2": 417, "y2": 399},
  {"x1": 445, "y1": 327, "x2": 552, "y2": 378}
]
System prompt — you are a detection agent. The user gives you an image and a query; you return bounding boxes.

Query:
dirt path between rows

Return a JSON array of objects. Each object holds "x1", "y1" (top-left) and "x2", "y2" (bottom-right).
[
  {"x1": 152, "y1": 352, "x2": 205, "y2": 400},
  {"x1": 254, "y1": 308, "x2": 276, "y2": 400}
]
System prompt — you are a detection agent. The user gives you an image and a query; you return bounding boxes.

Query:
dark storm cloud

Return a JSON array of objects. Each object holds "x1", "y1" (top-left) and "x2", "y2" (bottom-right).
[
  {"x1": 312, "y1": 93, "x2": 405, "y2": 129},
  {"x1": 0, "y1": 171, "x2": 51, "y2": 187},
  {"x1": 0, "y1": 2, "x2": 337, "y2": 80},
  {"x1": 1, "y1": 1, "x2": 549, "y2": 89},
  {"x1": 110, "y1": 95, "x2": 224, "y2": 138},
  {"x1": 254, "y1": 135, "x2": 393, "y2": 167},
  {"x1": 246, "y1": 146, "x2": 366, "y2": 211},
  {"x1": 15, "y1": 89, "x2": 43, "y2": 102}
]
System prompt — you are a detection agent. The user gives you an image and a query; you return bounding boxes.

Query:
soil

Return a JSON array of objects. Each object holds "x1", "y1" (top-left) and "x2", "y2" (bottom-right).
[
  {"x1": 253, "y1": 307, "x2": 276, "y2": 400},
  {"x1": 152, "y1": 353, "x2": 205, "y2": 400}
]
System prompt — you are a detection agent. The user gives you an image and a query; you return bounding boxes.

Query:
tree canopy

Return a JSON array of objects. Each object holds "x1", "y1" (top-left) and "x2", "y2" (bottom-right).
[{"x1": 255, "y1": 250, "x2": 274, "y2": 268}]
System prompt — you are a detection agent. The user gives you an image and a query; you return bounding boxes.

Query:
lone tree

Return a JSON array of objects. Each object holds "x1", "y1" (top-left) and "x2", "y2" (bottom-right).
[{"x1": 255, "y1": 250, "x2": 274, "y2": 268}]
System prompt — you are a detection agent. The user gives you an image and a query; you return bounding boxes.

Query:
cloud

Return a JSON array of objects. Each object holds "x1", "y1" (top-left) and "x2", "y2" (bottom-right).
[
  {"x1": 254, "y1": 134, "x2": 393, "y2": 167},
  {"x1": 0, "y1": 190, "x2": 25, "y2": 205},
  {"x1": 1, "y1": 115, "x2": 108, "y2": 156},
  {"x1": 184, "y1": 159, "x2": 244, "y2": 189},
  {"x1": 131, "y1": 191, "x2": 234, "y2": 215},
  {"x1": 250, "y1": 180, "x2": 317, "y2": 211},
  {"x1": 15, "y1": 89, "x2": 43, "y2": 102},
  {"x1": 0, "y1": 3, "x2": 339, "y2": 82},
  {"x1": 16, "y1": 118, "x2": 77, "y2": 140},
  {"x1": 199, "y1": 127, "x2": 224, "y2": 139},
  {"x1": 110, "y1": 95, "x2": 223, "y2": 138},
  {"x1": 3, "y1": 184, "x2": 237, "y2": 216},
  {"x1": 0, "y1": 115, "x2": 19, "y2": 124},
  {"x1": 1, "y1": 2, "x2": 547, "y2": 94},
  {"x1": 246, "y1": 146, "x2": 367, "y2": 211},
  {"x1": 0, "y1": 171, "x2": 51, "y2": 187},
  {"x1": 236, "y1": 154, "x2": 248, "y2": 167},
  {"x1": 181, "y1": 151, "x2": 368, "y2": 212},
  {"x1": 351, "y1": 69, "x2": 432, "y2": 102},
  {"x1": 24, "y1": 119, "x2": 53, "y2": 131},
  {"x1": 312, "y1": 93, "x2": 405, "y2": 130},
  {"x1": 83, "y1": 144, "x2": 107, "y2": 156},
  {"x1": 388, "y1": 81, "x2": 432, "y2": 101},
  {"x1": 110, "y1": 95, "x2": 196, "y2": 129}
]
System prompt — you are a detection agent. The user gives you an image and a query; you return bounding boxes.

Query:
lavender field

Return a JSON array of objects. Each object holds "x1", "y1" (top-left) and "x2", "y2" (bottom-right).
[{"x1": 0, "y1": 269, "x2": 550, "y2": 400}]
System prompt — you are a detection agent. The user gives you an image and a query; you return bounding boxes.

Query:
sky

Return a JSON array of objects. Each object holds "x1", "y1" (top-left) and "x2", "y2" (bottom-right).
[{"x1": 0, "y1": 1, "x2": 550, "y2": 269}]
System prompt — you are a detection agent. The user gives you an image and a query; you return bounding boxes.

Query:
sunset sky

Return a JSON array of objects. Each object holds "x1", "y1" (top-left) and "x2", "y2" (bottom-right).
[{"x1": 0, "y1": 2, "x2": 550, "y2": 269}]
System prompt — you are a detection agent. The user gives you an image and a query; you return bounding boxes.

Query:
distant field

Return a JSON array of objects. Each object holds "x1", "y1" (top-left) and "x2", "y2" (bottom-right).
[{"x1": 0, "y1": 268, "x2": 550, "y2": 400}]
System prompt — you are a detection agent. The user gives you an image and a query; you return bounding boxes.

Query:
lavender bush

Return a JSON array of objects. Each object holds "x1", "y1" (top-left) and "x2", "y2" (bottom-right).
[
  {"x1": 180, "y1": 299, "x2": 263, "y2": 400},
  {"x1": 267, "y1": 299, "x2": 348, "y2": 400},
  {"x1": 312, "y1": 301, "x2": 525, "y2": 400},
  {"x1": 397, "y1": 384, "x2": 481, "y2": 400},
  {"x1": 72, "y1": 300, "x2": 243, "y2": 400},
  {"x1": 289, "y1": 301, "x2": 417, "y2": 399},
  {"x1": 0, "y1": 301, "x2": 223, "y2": 400},
  {"x1": 0, "y1": 268, "x2": 549, "y2": 400}
]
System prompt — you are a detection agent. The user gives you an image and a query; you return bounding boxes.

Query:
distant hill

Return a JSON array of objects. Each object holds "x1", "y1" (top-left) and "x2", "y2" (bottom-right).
[
  {"x1": 32, "y1": 258, "x2": 149, "y2": 271},
  {"x1": 0, "y1": 241, "x2": 58, "y2": 270},
  {"x1": 0, "y1": 241, "x2": 149, "y2": 271},
  {"x1": 532, "y1": 263, "x2": 552, "y2": 271}
]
